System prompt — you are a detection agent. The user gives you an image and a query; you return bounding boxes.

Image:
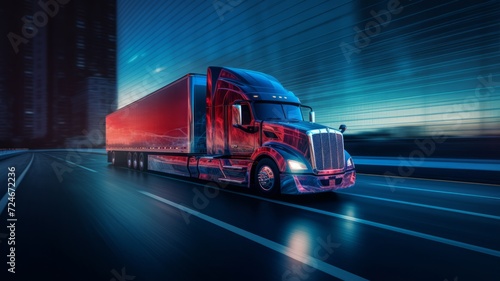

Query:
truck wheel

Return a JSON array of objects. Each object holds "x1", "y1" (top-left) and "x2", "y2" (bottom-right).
[
  {"x1": 127, "y1": 152, "x2": 132, "y2": 169},
  {"x1": 254, "y1": 158, "x2": 280, "y2": 196},
  {"x1": 111, "y1": 151, "x2": 117, "y2": 166},
  {"x1": 132, "y1": 152, "x2": 138, "y2": 170},
  {"x1": 139, "y1": 153, "x2": 147, "y2": 171}
]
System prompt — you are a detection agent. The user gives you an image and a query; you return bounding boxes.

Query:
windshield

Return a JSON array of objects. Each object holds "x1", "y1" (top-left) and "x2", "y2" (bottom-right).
[{"x1": 253, "y1": 102, "x2": 303, "y2": 121}]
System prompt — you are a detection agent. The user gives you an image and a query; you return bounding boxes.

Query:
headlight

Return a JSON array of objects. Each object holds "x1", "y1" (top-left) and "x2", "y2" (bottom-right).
[
  {"x1": 288, "y1": 160, "x2": 307, "y2": 171},
  {"x1": 346, "y1": 157, "x2": 354, "y2": 168}
]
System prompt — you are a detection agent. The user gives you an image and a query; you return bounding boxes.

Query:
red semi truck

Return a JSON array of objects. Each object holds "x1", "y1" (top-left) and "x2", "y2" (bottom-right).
[{"x1": 106, "y1": 66, "x2": 355, "y2": 195}]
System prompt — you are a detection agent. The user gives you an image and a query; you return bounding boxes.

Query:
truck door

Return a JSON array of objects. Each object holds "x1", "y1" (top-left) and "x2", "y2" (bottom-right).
[{"x1": 229, "y1": 102, "x2": 256, "y2": 155}]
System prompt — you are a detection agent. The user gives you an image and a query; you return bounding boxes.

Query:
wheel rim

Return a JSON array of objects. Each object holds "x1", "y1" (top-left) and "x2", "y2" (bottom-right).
[
  {"x1": 127, "y1": 152, "x2": 132, "y2": 168},
  {"x1": 257, "y1": 166, "x2": 275, "y2": 191},
  {"x1": 112, "y1": 152, "x2": 116, "y2": 165}
]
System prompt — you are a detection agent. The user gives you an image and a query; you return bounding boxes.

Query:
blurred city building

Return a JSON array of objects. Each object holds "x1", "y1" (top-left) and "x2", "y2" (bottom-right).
[
  {"x1": 0, "y1": 0, "x2": 116, "y2": 148},
  {"x1": 70, "y1": 76, "x2": 115, "y2": 147}
]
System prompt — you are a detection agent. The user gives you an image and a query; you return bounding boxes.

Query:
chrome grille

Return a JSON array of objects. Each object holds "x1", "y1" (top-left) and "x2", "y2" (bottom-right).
[{"x1": 309, "y1": 129, "x2": 345, "y2": 171}]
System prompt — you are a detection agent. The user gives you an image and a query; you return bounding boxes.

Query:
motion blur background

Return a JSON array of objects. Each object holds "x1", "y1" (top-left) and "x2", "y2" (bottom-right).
[{"x1": 2, "y1": 0, "x2": 499, "y2": 158}]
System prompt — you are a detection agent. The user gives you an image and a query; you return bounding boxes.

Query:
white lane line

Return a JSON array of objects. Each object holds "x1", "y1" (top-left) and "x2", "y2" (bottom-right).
[
  {"x1": 357, "y1": 173, "x2": 500, "y2": 187},
  {"x1": 240, "y1": 192, "x2": 500, "y2": 258},
  {"x1": 370, "y1": 183, "x2": 500, "y2": 200},
  {"x1": 146, "y1": 173, "x2": 500, "y2": 258},
  {"x1": 139, "y1": 190, "x2": 369, "y2": 281},
  {"x1": 0, "y1": 153, "x2": 34, "y2": 215},
  {"x1": 337, "y1": 192, "x2": 500, "y2": 220},
  {"x1": 44, "y1": 154, "x2": 97, "y2": 173}
]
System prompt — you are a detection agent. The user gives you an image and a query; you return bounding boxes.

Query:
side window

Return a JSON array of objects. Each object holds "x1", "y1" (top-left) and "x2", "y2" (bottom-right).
[{"x1": 241, "y1": 104, "x2": 251, "y2": 125}]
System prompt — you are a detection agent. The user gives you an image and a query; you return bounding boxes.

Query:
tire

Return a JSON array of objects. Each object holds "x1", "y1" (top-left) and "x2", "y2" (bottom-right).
[
  {"x1": 132, "y1": 152, "x2": 138, "y2": 170},
  {"x1": 254, "y1": 158, "x2": 280, "y2": 196},
  {"x1": 139, "y1": 153, "x2": 147, "y2": 171},
  {"x1": 111, "y1": 151, "x2": 117, "y2": 166},
  {"x1": 127, "y1": 152, "x2": 132, "y2": 169}
]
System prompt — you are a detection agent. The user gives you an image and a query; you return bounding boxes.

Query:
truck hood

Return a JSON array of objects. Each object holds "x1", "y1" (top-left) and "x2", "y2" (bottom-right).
[{"x1": 266, "y1": 120, "x2": 337, "y2": 134}]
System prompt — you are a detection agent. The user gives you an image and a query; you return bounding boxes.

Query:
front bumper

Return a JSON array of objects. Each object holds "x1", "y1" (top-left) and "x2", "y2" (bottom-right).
[{"x1": 280, "y1": 169, "x2": 356, "y2": 194}]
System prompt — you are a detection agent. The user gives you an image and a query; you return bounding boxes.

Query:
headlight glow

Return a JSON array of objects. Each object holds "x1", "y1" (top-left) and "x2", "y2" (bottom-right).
[
  {"x1": 347, "y1": 157, "x2": 354, "y2": 168},
  {"x1": 288, "y1": 160, "x2": 307, "y2": 171}
]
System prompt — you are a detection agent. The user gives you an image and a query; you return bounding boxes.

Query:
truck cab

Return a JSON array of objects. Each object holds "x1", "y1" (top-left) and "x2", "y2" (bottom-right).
[{"x1": 204, "y1": 67, "x2": 355, "y2": 195}]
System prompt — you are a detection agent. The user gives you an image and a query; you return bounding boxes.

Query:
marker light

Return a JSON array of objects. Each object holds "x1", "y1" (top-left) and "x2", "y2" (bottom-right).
[{"x1": 346, "y1": 157, "x2": 354, "y2": 168}]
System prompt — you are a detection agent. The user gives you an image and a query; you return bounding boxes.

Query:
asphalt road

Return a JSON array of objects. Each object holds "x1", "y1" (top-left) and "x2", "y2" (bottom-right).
[{"x1": 0, "y1": 151, "x2": 498, "y2": 281}]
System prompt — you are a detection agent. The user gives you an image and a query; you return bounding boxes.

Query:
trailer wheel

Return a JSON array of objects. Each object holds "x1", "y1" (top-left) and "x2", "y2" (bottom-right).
[
  {"x1": 127, "y1": 152, "x2": 132, "y2": 169},
  {"x1": 132, "y1": 152, "x2": 138, "y2": 170},
  {"x1": 254, "y1": 158, "x2": 280, "y2": 196},
  {"x1": 111, "y1": 151, "x2": 117, "y2": 166},
  {"x1": 139, "y1": 153, "x2": 147, "y2": 171}
]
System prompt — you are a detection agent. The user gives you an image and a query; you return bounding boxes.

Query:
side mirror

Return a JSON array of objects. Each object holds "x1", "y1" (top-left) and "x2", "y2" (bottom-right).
[
  {"x1": 232, "y1": 104, "x2": 242, "y2": 126},
  {"x1": 339, "y1": 124, "x2": 346, "y2": 133},
  {"x1": 309, "y1": 111, "x2": 316, "y2": 123}
]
